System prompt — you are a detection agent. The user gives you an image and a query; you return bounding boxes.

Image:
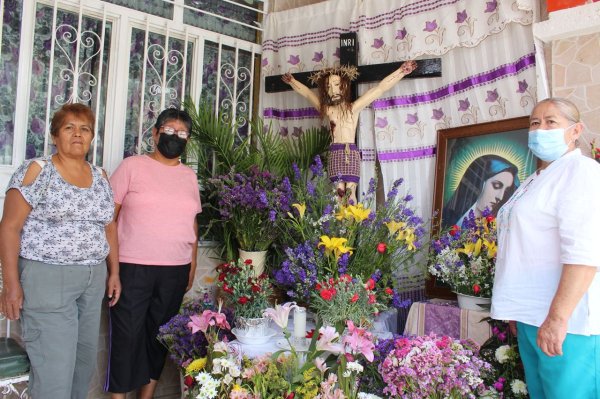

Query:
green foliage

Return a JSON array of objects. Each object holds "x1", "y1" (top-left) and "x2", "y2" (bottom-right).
[{"x1": 183, "y1": 97, "x2": 330, "y2": 258}]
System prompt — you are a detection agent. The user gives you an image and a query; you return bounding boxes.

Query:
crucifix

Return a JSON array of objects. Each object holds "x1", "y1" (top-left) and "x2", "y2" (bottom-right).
[{"x1": 264, "y1": 33, "x2": 442, "y2": 204}]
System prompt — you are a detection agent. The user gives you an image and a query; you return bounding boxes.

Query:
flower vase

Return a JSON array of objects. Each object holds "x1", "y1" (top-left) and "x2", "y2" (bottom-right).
[
  {"x1": 235, "y1": 316, "x2": 271, "y2": 338},
  {"x1": 455, "y1": 293, "x2": 492, "y2": 311},
  {"x1": 238, "y1": 249, "x2": 267, "y2": 276}
]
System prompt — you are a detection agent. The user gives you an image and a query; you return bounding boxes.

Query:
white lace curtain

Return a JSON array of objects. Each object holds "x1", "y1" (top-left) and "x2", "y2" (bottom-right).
[{"x1": 260, "y1": 0, "x2": 539, "y2": 221}]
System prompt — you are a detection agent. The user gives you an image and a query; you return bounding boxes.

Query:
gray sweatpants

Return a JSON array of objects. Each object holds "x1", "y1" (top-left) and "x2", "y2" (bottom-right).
[{"x1": 18, "y1": 258, "x2": 106, "y2": 399}]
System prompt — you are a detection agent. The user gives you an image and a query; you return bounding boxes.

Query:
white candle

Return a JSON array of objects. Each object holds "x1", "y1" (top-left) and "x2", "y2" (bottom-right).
[{"x1": 293, "y1": 307, "x2": 307, "y2": 338}]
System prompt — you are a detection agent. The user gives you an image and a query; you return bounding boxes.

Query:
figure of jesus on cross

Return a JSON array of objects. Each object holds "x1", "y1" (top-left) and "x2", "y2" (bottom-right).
[{"x1": 282, "y1": 60, "x2": 417, "y2": 204}]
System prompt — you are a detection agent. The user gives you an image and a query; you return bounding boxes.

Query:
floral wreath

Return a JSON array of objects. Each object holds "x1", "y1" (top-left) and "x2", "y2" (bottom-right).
[{"x1": 309, "y1": 65, "x2": 359, "y2": 85}]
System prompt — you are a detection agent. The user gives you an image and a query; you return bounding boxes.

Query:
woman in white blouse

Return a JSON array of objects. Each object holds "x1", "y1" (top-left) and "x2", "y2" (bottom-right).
[{"x1": 491, "y1": 97, "x2": 600, "y2": 399}]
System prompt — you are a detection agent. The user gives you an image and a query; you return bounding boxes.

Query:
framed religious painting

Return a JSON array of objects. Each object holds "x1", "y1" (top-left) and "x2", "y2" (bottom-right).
[{"x1": 426, "y1": 116, "x2": 539, "y2": 299}]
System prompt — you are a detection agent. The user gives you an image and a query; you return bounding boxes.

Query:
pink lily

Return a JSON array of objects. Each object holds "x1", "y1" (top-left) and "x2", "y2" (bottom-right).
[
  {"x1": 316, "y1": 325, "x2": 343, "y2": 354},
  {"x1": 314, "y1": 356, "x2": 329, "y2": 373},
  {"x1": 188, "y1": 310, "x2": 230, "y2": 334},
  {"x1": 263, "y1": 302, "x2": 297, "y2": 329},
  {"x1": 342, "y1": 321, "x2": 375, "y2": 362}
]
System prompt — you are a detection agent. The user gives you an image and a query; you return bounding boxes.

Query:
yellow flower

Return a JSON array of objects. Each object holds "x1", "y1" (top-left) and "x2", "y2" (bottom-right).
[
  {"x1": 404, "y1": 228, "x2": 416, "y2": 251},
  {"x1": 335, "y1": 206, "x2": 352, "y2": 220},
  {"x1": 395, "y1": 227, "x2": 416, "y2": 251},
  {"x1": 456, "y1": 238, "x2": 483, "y2": 257},
  {"x1": 185, "y1": 357, "x2": 207, "y2": 375},
  {"x1": 346, "y1": 204, "x2": 371, "y2": 222},
  {"x1": 386, "y1": 220, "x2": 406, "y2": 235},
  {"x1": 318, "y1": 235, "x2": 353, "y2": 258},
  {"x1": 483, "y1": 239, "x2": 497, "y2": 258},
  {"x1": 291, "y1": 203, "x2": 306, "y2": 219}
]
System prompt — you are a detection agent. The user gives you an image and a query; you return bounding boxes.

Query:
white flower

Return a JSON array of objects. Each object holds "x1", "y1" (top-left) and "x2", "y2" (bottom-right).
[
  {"x1": 346, "y1": 361, "x2": 364, "y2": 374},
  {"x1": 195, "y1": 372, "x2": 212, "y2": 385},
  {"x1": 342, "y1": 370, "x2": 351, "y2": 378},
  {"x1": 495, "y1": 345, "x2": 511, "y2": 364},
  {"x1": 357, "y1": 393, "x2": 383, "y2": 399},
  {"x1": 222, "y1": 374, "x2": 233, "y2": 385},
  {"x1": 197, "y1": 384, "x2": 218, "y2": 399},
  {"x1": 213, "y1": 341, "x2": 229, "y2": 353},
  {"x1": 511, "y1": 379, "x2": 528, "y2": 395}
]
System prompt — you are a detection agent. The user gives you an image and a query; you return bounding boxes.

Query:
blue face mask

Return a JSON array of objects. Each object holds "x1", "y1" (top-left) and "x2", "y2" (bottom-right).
[{"x1": 528, "y1": 124, "x2": 574, "y2": 162}]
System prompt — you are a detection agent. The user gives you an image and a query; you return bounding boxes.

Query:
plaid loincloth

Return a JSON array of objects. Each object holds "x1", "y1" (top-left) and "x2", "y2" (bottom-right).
[{"x1": 327, "y1": 143, "x2": 360, "y2": 183}]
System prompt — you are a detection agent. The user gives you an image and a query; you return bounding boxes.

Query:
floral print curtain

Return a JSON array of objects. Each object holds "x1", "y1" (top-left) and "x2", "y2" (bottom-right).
[
  {"x1": 0, "y1": 0, "x2": 23, "y2": 165},
  {"x1": 26, "y1": 4, "x2": 112, "y2": 164},
  {"x1": 104, "y1": 0, "x2": 173, "y2": 19},
  {"x1": 123, "y1": 30, "x2": 193, "y2": 157}
]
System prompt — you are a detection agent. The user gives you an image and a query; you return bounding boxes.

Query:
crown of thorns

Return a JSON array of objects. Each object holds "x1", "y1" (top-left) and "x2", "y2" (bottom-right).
[{"x1": 309, "y1": 65, "x2": 359, "y2": 85}]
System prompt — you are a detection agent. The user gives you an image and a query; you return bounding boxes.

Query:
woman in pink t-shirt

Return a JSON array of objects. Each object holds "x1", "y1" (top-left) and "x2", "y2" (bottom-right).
[{"x1": 107, "y1": 108, "x2": 201, "y2": 399}]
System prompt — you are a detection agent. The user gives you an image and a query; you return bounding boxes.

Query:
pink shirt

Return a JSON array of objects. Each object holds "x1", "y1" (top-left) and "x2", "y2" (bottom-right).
[{"x1": 110, "y1": 155, "x2": 201, "y2": 265}]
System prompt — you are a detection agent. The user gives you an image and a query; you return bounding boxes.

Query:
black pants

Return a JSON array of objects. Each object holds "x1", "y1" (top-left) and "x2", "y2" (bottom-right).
[{"x1": 107, "y1": 262, "x2": 190, "y2": 393}]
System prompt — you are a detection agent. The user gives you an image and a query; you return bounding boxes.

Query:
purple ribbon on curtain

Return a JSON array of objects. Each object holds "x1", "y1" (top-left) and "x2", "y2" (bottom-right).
[
  {"x1": 373, "y1": 53, "x2": 536, "y2": 109},
  {"x1": 378, "y1": 146, "x2": 436, "y2": 162},
  {"x1": 262, "y1": 108, "x2": 320, "y2": 119},
  {"x1": 264, "y1": 53, "x2": 536, "y2": 119}
]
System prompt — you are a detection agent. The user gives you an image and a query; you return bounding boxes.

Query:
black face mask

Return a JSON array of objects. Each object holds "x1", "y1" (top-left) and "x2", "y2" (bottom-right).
[{"x1": 156, "y1": 133, "x2": 187, "y2": 159}]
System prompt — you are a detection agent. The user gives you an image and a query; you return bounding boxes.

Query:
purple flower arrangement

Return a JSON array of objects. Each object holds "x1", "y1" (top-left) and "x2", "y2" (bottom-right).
[
  {"x1": 429, "y1": 210, "x2": 497, "y2": 297},
  {"x1": 157, "y1": 293, "x2": 234, "y2": 370},
  {"x1": 273, "y1": 156, "x2": 427, "y2": 306},
  {"x1": 273, "y1": 240, "x2": 320, "y2": 302},
  {"x1": 210, "y1": 166, "x2": 293, "y2": 251},
  {"x1": 380, "y1": 334, "x2": 495, "y2": 398}
]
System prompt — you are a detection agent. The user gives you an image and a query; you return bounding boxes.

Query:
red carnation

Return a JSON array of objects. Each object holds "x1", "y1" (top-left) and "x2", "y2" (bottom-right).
[
  {"x1": 350, "y1": 293, "x2": 359, "y2": 303},
  {"x1": 320, "y1": 289, "x2": 334, "y2": 301},
  {"x1": 222, "y1": 283, "x2": 233, "y2": 294},
  {"x1": 218, "y1": 273, "x2": 226, "y2": 281},
  {"x1": 368, "y1": 294, "x2": 376, "y2": 304},
  {"x1": 486, "y1": 215, "x2": 495, "y2": 223},
  {"x1": 377, "y1": 242, "x2": 387, "y2": 253},
  {"x1": 473, "y1": 284, "x2": 481, "y2": 295},
  {"x1": 285, "y1": 392, "x2": 295, "y2": 399},
  {"x1": 385, "y1": 287, "x2": 393, "y2": 295},
  {"x1": 238, "y1": 296, "x2": 249, "y2": 304},
  {"x1": 244, "y1": 259, "x2": 253, "y2": 265},
  {"x1": 450, "y1": 225, "x2": 461, "y2": 236},
  {"x1": 251, "y1": 285, "x2": 261, "y2": 293},
  {"x1": 365, "y1": 278, "x2": 375, "y2": 290},
  {"x1": 183, "y1": 375, "x2": 194, "y2": 387}
]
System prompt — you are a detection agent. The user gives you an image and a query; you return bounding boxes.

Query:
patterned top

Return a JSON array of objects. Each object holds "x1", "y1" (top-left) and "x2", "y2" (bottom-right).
[{"x1": 7, "y1": 156, "x2": 114, "y2": 265}]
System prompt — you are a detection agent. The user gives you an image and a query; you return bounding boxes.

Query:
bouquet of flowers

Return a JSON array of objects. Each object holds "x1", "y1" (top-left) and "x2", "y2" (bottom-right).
[
  {"x1": 243, "y1": 302, "x2": 378, "y2": 399},
  {"x1": 210, "y1": 166, "x2": 293, "y2": 251},
  {"x1": 157, "y1": 292, "x2": 233, "y2": 370},
  {"x1": 379, "y1": 334, "x2": 495, "y2": 398},
  {"x1": 274, "y1": 156, "x2": 426, "y2": 306},
  {"x1": 310, "y1": 274, "x2": 389, "y2": 333},
  {"x1": 180, "y1": 306, "x2": 244, "y2": 399},
  {"x1": 429, "y1": 210, "x2": 497, "y2": 297},
  {"x1": 591, "y1": 139, "x2": 600, "y2": 163},
  {"x1": 480, "y1": 319, "x2": 529, "y2": 398},
  {"x1": 215, "y1": 258, "x2": 273, "y2": 319}
]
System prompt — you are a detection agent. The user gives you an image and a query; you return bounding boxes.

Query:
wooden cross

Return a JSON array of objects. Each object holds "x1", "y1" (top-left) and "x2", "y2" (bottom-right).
[{"x1": 264, "y1": 32, "x2": 442, "y2": 97}]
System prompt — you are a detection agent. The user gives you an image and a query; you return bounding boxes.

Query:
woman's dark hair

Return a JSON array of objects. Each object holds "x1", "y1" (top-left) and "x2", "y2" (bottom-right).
[
  {"x1": 154, "y1": 108, "x2": 193, "y2": 134},
  {"x1": 50, "y1": 103, "x2": 95, "y2": 137},
  {"x1": 442, "y1": 154, "x2": 520, "y2": 229}
]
